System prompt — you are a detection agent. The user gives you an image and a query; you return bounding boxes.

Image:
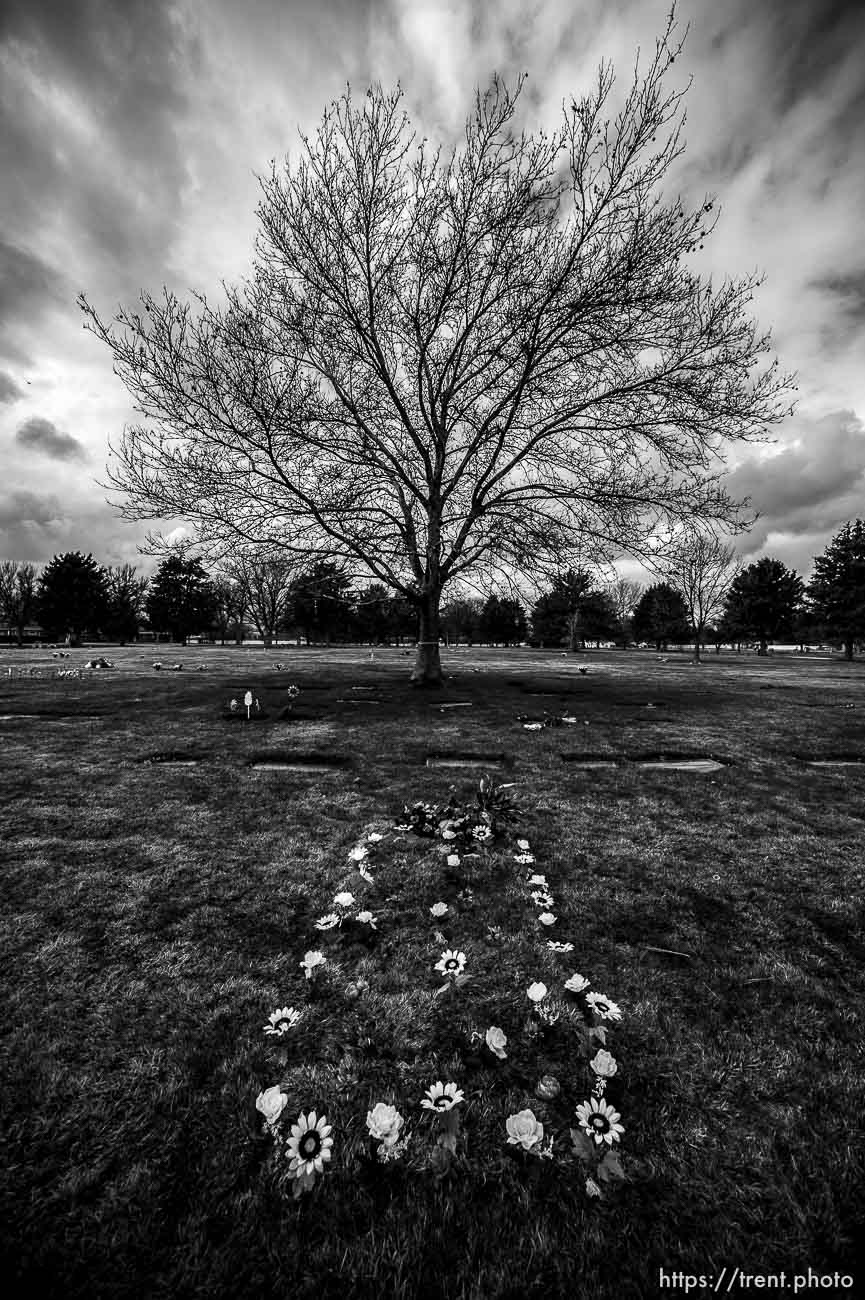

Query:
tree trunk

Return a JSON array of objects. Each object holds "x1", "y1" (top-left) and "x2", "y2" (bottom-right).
[
  {"x1": 263, "y1": 634, "x2": 273, "y2": 649},
  {"x1": 411, "y1": 592, "x2": 443, "y2": 687},
  {"x1": 845, "y1": 639, "x2": 854, "y2": 661}
]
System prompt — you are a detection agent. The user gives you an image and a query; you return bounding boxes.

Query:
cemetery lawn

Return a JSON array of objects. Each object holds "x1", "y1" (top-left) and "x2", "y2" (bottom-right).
[{"x1": 1, "y1": 646, "x2": 863, "y2": 1299}]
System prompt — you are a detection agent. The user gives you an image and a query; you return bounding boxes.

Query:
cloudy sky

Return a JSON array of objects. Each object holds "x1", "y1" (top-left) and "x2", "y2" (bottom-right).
[{"x1": 1, "y1": 0, "x2": 864, "y2": 582}]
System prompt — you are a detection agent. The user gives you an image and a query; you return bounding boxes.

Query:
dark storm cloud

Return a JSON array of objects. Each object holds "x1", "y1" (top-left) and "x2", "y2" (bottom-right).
[
  {"x1": 0, "y1": 488, "x2": 63, "y2": 530},
  {"x1": 726, "y1": 411, "x2": 865, "y2": 554},
  {"x1": 15, "y1": 416, "x2": 88, "y2": 462},
  {"x1": 0, "y1": 0, "x2": 198, "y2": 288},
  {"x1": 0, "y1": 238, "x2": 68, "y2": 345},
  {"x1": 0, "y1": 371, "x2": 23, "y2": 403}
]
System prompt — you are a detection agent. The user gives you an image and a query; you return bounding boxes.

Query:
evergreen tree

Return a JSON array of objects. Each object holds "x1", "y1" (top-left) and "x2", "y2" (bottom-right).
[
  {"x1": 440, "y1": 595, "x2": 482, "y2": 646},
  {"x1": 145, "y1": 555, "x2": 217, "y2": 644},
  {"x1": 530, "y1": 570, "x2": 593, "y2": 649},
  {"x1": 722, "y1": 558, "x2": 803, "y2": 655},
  {"x1": 576, "y1": 590, "x2": 621, "y2": 646},
  {"x1": 631, "y1": 583, "x2": 690, "y2": 649},
  {"x1": 478, "y1": 594, "x2": 527, "y2": 646},
  {"x1": 288, "y1": 562, "x2": 354, "y2": 644},
  {"x1": 36, "y1": 552, "x2": 109, "y2": 644},
  {"x1": 808, "y1": 520, "x2": 865, "y2": 660}
]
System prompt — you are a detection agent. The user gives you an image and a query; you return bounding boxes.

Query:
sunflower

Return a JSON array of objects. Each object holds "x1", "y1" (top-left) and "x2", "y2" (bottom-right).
[
  {"x1": 421, "y1": 1081, "x2": 464, "y2": 1111},
  {"x1": 574, "y1": 1097, "x2": 624, "y2": 1146},
  {"x1": 286, "y1": 1110, "x2": 334, "y2": 1177},
  {"x1": 585, "y1": 991, "x2": 623, "y2": 1021},
  {"x1": 434, "y1": 949, "x2": 467, "y2": 977},
  {"x1": 264, "y1": 1006, "x2": 302, "y2": 1036},
  {"x1": 314, "y1": 912, "x2": 341, "y2": 930}
]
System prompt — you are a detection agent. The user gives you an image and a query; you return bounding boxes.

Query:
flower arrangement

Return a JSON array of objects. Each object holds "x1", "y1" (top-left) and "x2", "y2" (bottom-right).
[
  {"x1": 224, "y1": 688, "x2": 264, "y2": 720},
  {"x1": 253, "y1": 799, "x2": 627, "y2": 1200}
]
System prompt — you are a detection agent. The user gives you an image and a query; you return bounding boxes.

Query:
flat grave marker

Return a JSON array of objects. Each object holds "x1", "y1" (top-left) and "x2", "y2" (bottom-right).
[
  {"x1": 247, "y1": 753, "x2": 350, "y2": 773},
  {"x1": 634, "y1": 754, "x2": 728, "y2": 773}
]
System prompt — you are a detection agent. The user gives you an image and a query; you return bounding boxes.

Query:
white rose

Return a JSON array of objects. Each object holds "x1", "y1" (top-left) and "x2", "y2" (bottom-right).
[
  {"x1": 506, "y1": 1108, "x2": 544, "y2": 1150},
  {"x1": 590, "y1": 1049, "x2": 618, "y2": 1078},
  {"x1": 447, "y1": 854, "x2": 460, "y2": 867},
  {"x1": 366, "y1": 1102, "x2": 404, "y2": 1148},
  {"x1": 538, "y1": 912, "x2": 557, "y2": 926},
  {"x1": 334, "y1": 891, "x2": 355, "y2": 908},
  {"x1": 485, "y1": 1026, "x2": 507, "y2": 1059},
  {"x1": 527, "y1": 982, "x2": 548, "y2": 1003},
  {"x1": 255, "y1": 1086, "x2": 287, "y2": 1125},
  {"x1": 430, "y1": 901, "x2": 449, "y2": 917}
]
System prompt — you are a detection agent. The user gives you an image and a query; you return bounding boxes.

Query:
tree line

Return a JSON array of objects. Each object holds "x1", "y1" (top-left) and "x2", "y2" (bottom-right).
[{"x1": 2, "y1": 520, "x2": 864, "y2": 656}]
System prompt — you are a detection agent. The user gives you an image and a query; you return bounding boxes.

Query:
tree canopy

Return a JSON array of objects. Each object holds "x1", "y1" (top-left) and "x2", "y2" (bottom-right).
[
  {"x1": 807, "y1": 520, "x2": 865, "y2": 660},
  {"x1": 36, "y1": 552, "x2": 109, "y2": 644},
  {"x1": 80, "y1": 12, "x2": 794, "y2": 685},
  {"x1": 631, "y1": 582, "x2": 690, "y2": 649},
  {"x1": 721, "y1": 558, "x2": 803, "y2": 653},
  {"x1": 145, "y1": 555, "x2": 217, "y2": 644}
]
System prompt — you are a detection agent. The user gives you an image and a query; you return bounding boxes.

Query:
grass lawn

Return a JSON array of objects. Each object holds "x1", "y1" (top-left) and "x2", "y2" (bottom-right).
[{"x1": 1, "y1": 645, "x2": 863, "y2": 1299}]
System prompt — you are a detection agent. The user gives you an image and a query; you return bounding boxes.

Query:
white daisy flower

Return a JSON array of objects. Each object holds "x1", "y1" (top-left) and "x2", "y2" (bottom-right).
[
  {"x1": 420, "y1": 1081, "x2": 464, "y2": 1111},
  {"x1": 314, "y1": 912, "x2": 341, "y2": 930},
  {"x1": 366, "y1": 832, "x2": 383, "y2": 842},
  {"x1": 575, "y1": 1097, "x2": 624, "y2": 1146},
  {"x1": 564, "y1": 974, "x2": 590, "y2": 993},
  {"x1": 531, "y1": 891, "x2": 554, "y2": 907},
  {"x1": 286, "y1": 1110, "x2": 334, "y2": 1176},
  {"x1": 585, "y1": 992, "x2": 623, "y2": 1021},
  {"x1": 585, "y1": 1177, "x2": 602, "y2": 1197},
  {"x1": 429, "y1": 901, "x2": 449, "y2": 918},
  {"x1": 527, "y1": 874, "x2": 547, "y2": 887},
  {"x1": 527, "y1": 981, "x2": 548, "y2": 1002},
  {"x1": 358, "y1": 864, "x2": 375, "y2": 883},
  {"x1": 514, "y1": 852, "x2": 535, "y2": 864},
  {"x1": 434, "y1": 949, "x2": 466, "y2": 977},
  {"x1": 264, "y1": 1006, "x2": 302, "y2": 1036},
  {"x1": 547, "y1": 941, "x2": 575, "y2": 953},
  {"x1": 348, "y1": 846, "x2": 368, "y2": 863}
]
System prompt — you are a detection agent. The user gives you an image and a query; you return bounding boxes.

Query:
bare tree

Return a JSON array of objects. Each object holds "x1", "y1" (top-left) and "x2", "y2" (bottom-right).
[
  {"x1": 223, "y1": 550, "x2": 303, "y2": 648},
  {"x1": 80, "y1": 11, "x2": 794, "y2": 685},
  {"x1": 0, "y1": 561, "x2": 38, "y2": 645},
  {"x1": 606, "y1": 577, "x2": 644, "y2": 647},
  {"x1": 210, "y1": 576, "x2": 248, "y2": 645},
  {"x1": 660, "y1": 531, "x2": 739, "y2": 660}
]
